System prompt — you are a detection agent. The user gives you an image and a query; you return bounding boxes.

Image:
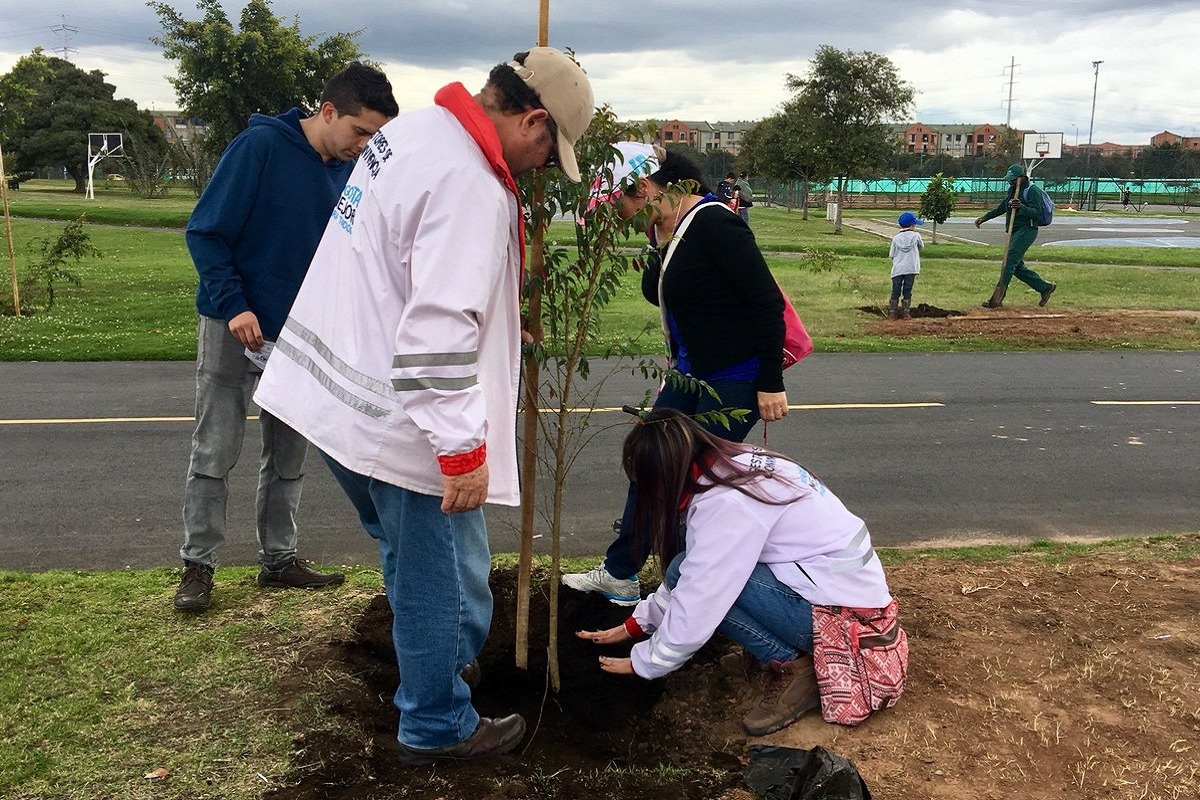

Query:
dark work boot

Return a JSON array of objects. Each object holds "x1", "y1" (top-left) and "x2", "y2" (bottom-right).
[
  {"x1": 887, "y1": 297, "x2": 899, "y2": 319},
  {"x1": 901, "y1": 298, "x2": 912, "y2": 319},
  {"x1": 174, "y1": 561, "x2": 214, "y2": 612},
  {"x1": 395, "y1": 714, "x2": 526, "y2": 765},
  {"x1": 742, "y1": 655, "x2": 821, "y2": 736},
  {"x1": 257, "y1": 558, "x2": 345, "y2": 589},
  {"x1": 1039, "y1": 282, "x2": 1057, "y2": 307}
]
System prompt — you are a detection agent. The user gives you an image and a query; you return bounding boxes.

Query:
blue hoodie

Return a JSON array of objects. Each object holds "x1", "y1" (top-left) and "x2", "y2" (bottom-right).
[{"x1": 186, "y1": 109, "x2": 354, "y2": 340}]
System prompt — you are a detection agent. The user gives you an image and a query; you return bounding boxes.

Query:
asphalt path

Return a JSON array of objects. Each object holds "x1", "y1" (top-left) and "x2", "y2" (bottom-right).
[
  {"x1": 1, "y1": 352, "x2": 1197, "y2": 572},
  {"x1": 858, "y1": 207, "x2": 1199, "y2": 250}
]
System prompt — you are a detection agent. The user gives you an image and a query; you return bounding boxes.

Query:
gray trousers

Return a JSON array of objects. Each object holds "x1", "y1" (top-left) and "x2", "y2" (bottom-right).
[{"x1": 181, "y1": 315, "x2": 308, "y2": 568}]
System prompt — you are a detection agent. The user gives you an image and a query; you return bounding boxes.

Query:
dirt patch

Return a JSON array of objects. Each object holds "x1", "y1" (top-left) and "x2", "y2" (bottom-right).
[
  {"x1": 869, "y1": 307, "x2": 1199, "y2": 346},
  {"x1": 265, "y1": 541, "x2": 1199, "y2": 800}
]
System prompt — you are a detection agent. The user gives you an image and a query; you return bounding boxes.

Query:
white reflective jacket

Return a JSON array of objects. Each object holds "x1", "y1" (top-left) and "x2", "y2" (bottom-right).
[
  {"x1": 630, "y1": 452, "x2": 892, "y2": 679},
  {"x1": 254, "y1": 104, "x2": 523, "y2": 504}
]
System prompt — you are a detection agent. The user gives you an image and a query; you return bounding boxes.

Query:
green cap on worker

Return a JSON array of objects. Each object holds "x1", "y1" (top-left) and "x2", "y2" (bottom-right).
[{"x1": 1003, "y1": 164, "x2": 1026, "y2": 182}]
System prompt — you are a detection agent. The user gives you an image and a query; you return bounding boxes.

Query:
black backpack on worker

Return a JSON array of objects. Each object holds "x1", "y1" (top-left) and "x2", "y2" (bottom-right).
[{"x1": 1022, "y1": 182, "x2": 1054, "y2": 226}]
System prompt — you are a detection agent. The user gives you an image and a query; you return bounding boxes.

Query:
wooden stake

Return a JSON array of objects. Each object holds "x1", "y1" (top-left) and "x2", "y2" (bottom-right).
[
  {"x1": 0, "y1": 144, "x2": 21, "y2": 317},
  {"x1": 515, "y1": 0, "x2": 553, "y2": 673},
  {"x1": 987, "y1": 176, "x2": 1024, "y2": 308}
]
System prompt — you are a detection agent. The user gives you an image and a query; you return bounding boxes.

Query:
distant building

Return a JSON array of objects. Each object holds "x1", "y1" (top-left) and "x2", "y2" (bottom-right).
[
  {"x1": 151, "y1": 111, "x2": 207, "y2": 144},
  {"x1": 1150, "y1": 130, "x2": 1200, "y2": 150},
  {"x1": 636, "y1": 116, "x2": 1169, "y2": 159},
  {"x1": 1064, "y1": 142, "x2": 1145, "y2": 158},
  {"x1": 932, "y1": 124, "x2": 977, "y2": 157},
  {"x1": 897, "y1": 122, "x2": 1006, "y2": 156},
  {"x1": 646, "y1": 119, "x2": 755, "y2": 155}
]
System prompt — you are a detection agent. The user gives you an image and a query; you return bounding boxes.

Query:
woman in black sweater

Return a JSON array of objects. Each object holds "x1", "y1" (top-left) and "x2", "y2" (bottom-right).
[{"x1": 562, "y1": 148, "x2": 788, "y2": 605}]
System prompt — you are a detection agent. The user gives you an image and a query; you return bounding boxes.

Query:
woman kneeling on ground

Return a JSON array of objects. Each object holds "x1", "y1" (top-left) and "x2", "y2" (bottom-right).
[{"x1": 577, "y1": 408, "x2": 908, "y2": 734}]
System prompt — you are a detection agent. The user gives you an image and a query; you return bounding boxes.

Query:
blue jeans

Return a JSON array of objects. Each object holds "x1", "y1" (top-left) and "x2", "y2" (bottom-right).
[
  {"x1": 320, "y1": 452, "x2": 492, "y2": 749},
  {"x1": 666, "y1": 553, "x2": 813, "y2": 664},
  {"x1": 605, "y1": 377, "x2": 760, "y2": 579},
  {"x1": 181, "y1": 315, "x2": 308, "y2": 569},
  {"x1": 890, "y1": 274, "x2": 916, "y2": 301}
]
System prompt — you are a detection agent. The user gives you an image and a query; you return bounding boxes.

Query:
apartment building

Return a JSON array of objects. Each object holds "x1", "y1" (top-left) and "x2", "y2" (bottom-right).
[
  {"x1": 899, "y1": 122, "x2": 1004, "y2": 156},
  {"x1": 650, "y1": 119, "x2": 754, "y2": 155},
  {"x1": 151, "y1": 111, "x2": 207, "y2": 144},
  {"x1": 1151, "y1": 130, "x2": 1200, "y2": 150}
]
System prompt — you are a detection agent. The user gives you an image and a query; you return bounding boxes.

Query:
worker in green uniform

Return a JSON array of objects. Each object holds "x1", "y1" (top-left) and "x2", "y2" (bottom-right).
[{"x1": 976, "y1": 163, "x2": 1057, "y2": 309}]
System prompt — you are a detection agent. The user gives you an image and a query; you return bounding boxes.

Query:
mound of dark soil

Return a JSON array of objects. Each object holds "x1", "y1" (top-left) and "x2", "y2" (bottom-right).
[
  {"x1": 265, "y1": 570, "x2": 750, "y2": 800},
  {"x1": 859, "y1": 303, "x2": 964, "y2": 318}
]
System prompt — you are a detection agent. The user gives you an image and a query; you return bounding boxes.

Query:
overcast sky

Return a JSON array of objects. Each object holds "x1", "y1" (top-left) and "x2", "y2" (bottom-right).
[{"x1": 2, "y1": 1, "x2": 1197, "y2": 146}]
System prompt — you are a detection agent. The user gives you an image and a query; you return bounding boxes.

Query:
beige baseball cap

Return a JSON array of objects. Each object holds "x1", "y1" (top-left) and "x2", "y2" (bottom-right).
[{"x1": 508, "y1": 47, "x2": 595, "y2": 182}]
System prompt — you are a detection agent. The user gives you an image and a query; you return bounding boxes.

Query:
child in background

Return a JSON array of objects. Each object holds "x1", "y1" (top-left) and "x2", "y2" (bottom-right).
[{"x1": 889, "y1": 211, "x2": 924, "y2": 319}]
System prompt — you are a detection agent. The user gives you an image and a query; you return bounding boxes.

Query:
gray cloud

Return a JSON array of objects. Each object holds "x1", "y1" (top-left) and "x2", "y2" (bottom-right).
[{"x1": 2, "y1": 1, "x2": 1196, "y2": 143}]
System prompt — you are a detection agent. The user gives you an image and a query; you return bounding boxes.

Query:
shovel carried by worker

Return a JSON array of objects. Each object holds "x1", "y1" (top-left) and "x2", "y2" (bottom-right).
[{"x1": 983, "y1": 175, "x2": 1025, "y2": 309}]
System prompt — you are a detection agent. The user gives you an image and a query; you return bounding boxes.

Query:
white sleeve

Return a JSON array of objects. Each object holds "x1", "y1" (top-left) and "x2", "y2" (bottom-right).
[
  {"x1": 388, "y1": 179, "x2": 512, "y2": 459},
  {"x1": 630, "y1": 490, "x2": 772, "y2": 679}
]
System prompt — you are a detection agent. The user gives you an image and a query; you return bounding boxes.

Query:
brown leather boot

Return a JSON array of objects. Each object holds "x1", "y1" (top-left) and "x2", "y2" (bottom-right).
[{"x1": 742, "y1": 655, "x2": 820, "y2": 736}]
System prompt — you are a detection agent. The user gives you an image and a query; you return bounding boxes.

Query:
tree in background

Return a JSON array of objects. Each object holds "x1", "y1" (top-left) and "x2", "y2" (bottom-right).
[
  {"x1": 785, "y1": 46, "x2": 914, "y2": 233},
  {"x1": 167, "y1": 134, "x2": 219, "y2": 197},
  {"x1": 740, "y1": 104, "x2": 829, "y2": 219},
  {"x1": 918, "y1": 172, "x2": 957, "y2": 244},
  {"x1": 149, "y1": 0, "x2": 367, "y2": 158},
  {"x1": 704, "y1": 148, "x2": 734, "y2": 191},
  {"x1": 0, "y1": 48, "x2": 166, "y2": 193},
  {"x1": 122, "y1": 134, "x2": 174, "y2": 199},
  {"x1": 992, "y1": 126, "x2": 1024, "y2": 168},
  {"x1": 663, "y1": 142, "x2": 708, "y2": 180}
]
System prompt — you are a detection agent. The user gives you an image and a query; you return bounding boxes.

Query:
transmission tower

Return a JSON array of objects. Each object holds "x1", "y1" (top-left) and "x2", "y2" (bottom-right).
[
  {"x1": 50, "y1": 15, "x2": 78, "y2": 62},
  {"x1": 1001, "y1": 56, "x2": 1019, "y2": 127}
]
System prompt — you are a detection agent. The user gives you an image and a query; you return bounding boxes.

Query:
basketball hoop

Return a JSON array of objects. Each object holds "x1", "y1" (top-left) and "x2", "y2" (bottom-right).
[
  {"x1": 1035, "y1": 138, "x2": 1050, "y2": 157},
  {"x1": 85, "y1": 132, "x2": 124, "y2": 200}
]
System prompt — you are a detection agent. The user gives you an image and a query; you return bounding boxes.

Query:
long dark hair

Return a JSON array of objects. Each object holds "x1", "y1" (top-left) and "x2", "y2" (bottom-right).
[{"x1": 622, "y1": 408, "x2": 794, "y2": 565}]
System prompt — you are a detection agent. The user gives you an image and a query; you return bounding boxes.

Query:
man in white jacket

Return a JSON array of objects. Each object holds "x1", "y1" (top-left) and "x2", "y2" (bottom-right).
[{"x1": 254, "y1": 47, "x2": 594, "y2": 764}]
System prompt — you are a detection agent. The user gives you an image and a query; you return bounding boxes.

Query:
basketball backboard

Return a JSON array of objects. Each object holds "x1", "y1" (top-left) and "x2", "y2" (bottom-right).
[
  {"x1": 1022, "y1": 132, "x2": 1063, "y2": 160},
  {"x1": 88, "y1": 132, "x2": 124, "y2": 158}
]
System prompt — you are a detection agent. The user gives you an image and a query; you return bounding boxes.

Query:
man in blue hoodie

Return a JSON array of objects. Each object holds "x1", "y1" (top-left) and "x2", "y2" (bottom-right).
[{"x1": 174, "y1": 63, "x2": 398, "y2": 612}]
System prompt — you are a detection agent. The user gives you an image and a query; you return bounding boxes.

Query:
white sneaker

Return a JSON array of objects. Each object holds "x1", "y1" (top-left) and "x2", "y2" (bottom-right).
[{"x1": 561, "y1": 564, "x2": 640, "y2": 606}]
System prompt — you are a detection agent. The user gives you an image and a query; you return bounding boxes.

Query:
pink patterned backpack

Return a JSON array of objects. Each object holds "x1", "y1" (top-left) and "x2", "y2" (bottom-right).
[{"x1": 811, "y1": 598, "x2": 908, "y2": 726}]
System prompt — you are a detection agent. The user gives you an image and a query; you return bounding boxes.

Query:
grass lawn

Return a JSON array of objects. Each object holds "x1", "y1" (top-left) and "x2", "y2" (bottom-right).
[{"x1": 2, "y1": 182, "x2": 1198, "y2": 361}]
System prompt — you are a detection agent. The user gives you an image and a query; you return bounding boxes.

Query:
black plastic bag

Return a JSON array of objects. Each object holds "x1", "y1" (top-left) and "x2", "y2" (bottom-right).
[{"x1": 744, "y1": 744, "x2": 872, "y2": 800}]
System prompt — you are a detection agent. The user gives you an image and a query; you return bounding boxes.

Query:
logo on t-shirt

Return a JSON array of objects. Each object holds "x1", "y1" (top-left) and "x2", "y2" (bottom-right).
[
  {"x1": 332, "y1": 184, "x2": 362, "y2": 234},
  {"x1": 793, "y1": 464, "x2": 827, "y2": 495}
]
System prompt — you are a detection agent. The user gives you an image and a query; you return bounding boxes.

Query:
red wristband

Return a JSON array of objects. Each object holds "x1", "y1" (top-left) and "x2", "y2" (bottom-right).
[
  {"x1": 438, "y1": 443, "x2": 486, "y2": 476},
  {"x1": 623, "y1": 616, "x2": 645, "y2": 639}
]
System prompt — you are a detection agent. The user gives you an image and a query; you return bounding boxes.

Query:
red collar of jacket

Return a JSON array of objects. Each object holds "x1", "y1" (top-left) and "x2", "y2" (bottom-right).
[{"x1": 434, "y1": 83, "x2": 526, "y2": 281}]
